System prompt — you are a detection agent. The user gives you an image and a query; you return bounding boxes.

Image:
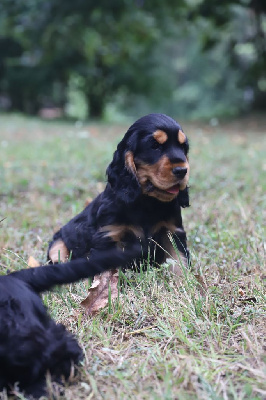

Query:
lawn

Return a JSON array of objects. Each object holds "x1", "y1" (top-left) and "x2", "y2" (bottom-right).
[{"x1": 0, "y1": 113, "x2": 265, "y2": 400}]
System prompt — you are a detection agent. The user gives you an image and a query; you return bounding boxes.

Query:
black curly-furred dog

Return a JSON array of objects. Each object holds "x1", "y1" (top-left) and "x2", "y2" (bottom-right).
[
  {"x1": 0, "y1": 244, "x2": 140, "y2": 398},
  {"x1": 48, "y1": 113, "x2": 190, "y2": 275}
]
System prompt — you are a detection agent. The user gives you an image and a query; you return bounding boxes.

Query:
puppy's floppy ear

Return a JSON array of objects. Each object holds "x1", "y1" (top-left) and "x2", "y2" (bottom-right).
[
  {"x1": 178, "y1": 186, "x2": 190, "y2": 208},
  {"x1": 106, "y1": 137, "x2": 141, "y2": 203}
]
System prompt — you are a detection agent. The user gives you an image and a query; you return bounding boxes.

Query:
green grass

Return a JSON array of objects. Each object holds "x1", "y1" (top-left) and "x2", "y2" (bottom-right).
[{"x1": 0, "y1": 113, "x2": 265, "y2": 400}]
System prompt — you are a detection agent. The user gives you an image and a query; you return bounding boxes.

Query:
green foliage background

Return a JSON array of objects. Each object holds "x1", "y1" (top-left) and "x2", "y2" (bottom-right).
[{"x1": 0, "y1": 0, "x2": 265, "y2": 119}]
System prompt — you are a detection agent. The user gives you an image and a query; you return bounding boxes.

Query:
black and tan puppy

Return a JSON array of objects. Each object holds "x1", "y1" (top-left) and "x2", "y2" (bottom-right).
[
  {"x1": 48, "y1": 113, "x2": 190, "y2": 274},
  {"x1": 0, "y1": 244, "x2": 140, "y2": 398}
]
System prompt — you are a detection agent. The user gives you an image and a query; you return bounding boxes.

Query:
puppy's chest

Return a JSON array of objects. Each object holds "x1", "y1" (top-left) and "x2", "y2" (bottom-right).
[{"x1": 104, "y1": 208, "x2": 178, "y2": 244}]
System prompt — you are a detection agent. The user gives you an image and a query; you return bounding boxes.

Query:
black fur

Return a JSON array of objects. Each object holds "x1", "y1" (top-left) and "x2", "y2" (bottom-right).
[
  {"x1": 0, "y1": 244, "x2": 141, "y2": 398},
  {"x1": 48, "y1": 113, "x2": 190, "y2": 268}
]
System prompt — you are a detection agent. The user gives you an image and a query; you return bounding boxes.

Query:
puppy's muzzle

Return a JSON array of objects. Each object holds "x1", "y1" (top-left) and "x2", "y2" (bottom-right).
[{"x1": 172, "y1": 167, "x2": 187, "y2": 179}]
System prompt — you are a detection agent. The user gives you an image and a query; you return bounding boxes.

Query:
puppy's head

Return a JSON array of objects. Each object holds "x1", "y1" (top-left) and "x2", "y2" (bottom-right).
[{"x1": 107, "y1": 113, "x2": 189, "y2": 206}]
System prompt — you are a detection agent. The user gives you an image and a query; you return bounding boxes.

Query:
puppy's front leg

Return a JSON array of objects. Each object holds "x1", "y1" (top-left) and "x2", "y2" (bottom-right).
[
  {"x1": 161, "y1": 228, "x2": 189, "y2": 277},
  {"x1": 48, "y1": 238, "x2": 69, "y2": 263},
  {"x1": 48, "y1": 204, "x2": 96, "y2": 263}
]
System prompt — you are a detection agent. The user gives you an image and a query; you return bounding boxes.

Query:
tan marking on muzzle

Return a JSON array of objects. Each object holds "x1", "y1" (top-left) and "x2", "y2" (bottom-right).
[
  {"x1": 153, "y1": 130, "x2": 168, "y2": 144},
  {"x1": 100, "y1": 224, "x2": 144, "y2": 242},
  {"x1": 136, "y1": 155, "x2": 189, "y2": 201},
  {"x1": 178, "y1": 130, "x2": 186, "y2": 144},
  {"x1": 137, "y1": 156, "x2": 188, "y2": 184},
  {"x1": 49, "y1": 239, "x2": 69, "y2": 263}
]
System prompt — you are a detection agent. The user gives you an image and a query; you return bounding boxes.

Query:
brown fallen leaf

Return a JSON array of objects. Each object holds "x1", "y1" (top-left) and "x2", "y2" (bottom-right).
[
  {"x1": 194, "y1": 273, "x2": 208, "y2": 296},
  {"x1": 27, "y1": 256, "x2": 40, "y2": 268},
  {"x1": 81, "y1": 269, "x2": 119, "y2": 315}
]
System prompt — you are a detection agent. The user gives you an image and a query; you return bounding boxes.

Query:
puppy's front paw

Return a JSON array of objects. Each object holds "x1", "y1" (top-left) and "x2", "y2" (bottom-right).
[{"x1": 49, "y1": 240, "x2": 69, "y2": 263}]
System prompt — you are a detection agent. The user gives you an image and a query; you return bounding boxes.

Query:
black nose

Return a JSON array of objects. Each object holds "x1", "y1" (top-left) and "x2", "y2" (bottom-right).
[{"x1": 172, "y1": 167, "x2": 187, "y2": 179}]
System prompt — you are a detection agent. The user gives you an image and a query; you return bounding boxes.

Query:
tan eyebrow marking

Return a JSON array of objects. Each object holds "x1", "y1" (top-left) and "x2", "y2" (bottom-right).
[
  {"x1": 178, "y1": 130, "x2": 186, "y2": 144},
  {"x1": 153, "y1": 130, "x2": 168, "y2": 144}
]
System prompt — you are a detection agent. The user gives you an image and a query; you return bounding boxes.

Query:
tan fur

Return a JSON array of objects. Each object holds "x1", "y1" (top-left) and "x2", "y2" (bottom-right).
[
  {"x1": 125, "y1": 151, "x2": 137, "y2": 175},
  {"x1": 49, "y1": 240, "x2": 69, "y2": 263},
  {"x1": 178, "y1": 130, "x2": 186, "y2": 144},
  {"x1": 136, "y1": 155, "x2": 189, "y2": 201},
  {"x1": 153, "y1": 130, "x2": 168, "y2": 144},
  {"x1": 151, "y1": 220, "x2": 176, "y2": 235},
  {"x1": 100, "y1": 224, "x2": 144, "y2": 242}
]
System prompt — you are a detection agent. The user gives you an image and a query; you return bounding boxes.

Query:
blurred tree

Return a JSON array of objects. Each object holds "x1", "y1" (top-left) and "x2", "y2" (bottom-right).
[
  {"x1": 0, "y1": 0, "x2": 265, "y2": 118},
  {"x1": 0, "y1": 0, "x2": 186, "y2": 117},
  {"x1": 191, "y1": 0, "x2": 266, "y2": 110}
]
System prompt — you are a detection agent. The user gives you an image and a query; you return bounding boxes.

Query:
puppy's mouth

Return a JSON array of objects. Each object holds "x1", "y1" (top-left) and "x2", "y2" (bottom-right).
[
  {"x1": 165, "y1": 183, "x2": 180, "y2": 194},
  {"x1": 146, "y1": 181, "x2": 180, "y2": 196}
]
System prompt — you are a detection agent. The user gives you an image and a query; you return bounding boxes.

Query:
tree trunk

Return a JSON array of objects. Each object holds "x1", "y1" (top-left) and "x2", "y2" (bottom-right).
[
  {"x1": 86, "y1": 93, "x2": 105, "y2": 119},
  {"x1": 10, "y1": 90, "x2": 24, "y2": 112}
]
